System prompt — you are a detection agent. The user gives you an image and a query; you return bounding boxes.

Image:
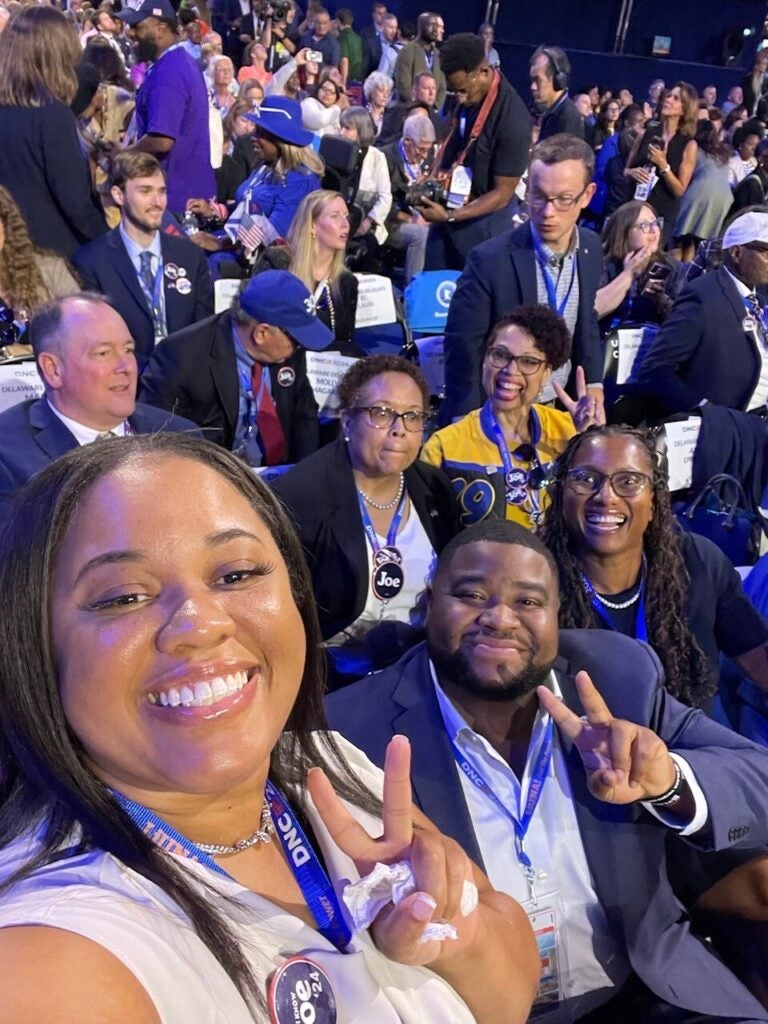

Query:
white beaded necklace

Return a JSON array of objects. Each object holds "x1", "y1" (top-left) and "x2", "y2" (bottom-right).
[{"x1": 357, "y1": 472, "x2": 405, "y2": 510}]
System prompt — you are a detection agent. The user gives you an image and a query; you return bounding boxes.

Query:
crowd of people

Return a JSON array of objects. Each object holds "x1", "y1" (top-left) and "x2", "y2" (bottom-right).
[{"x1": 3, "y1": 0, "x2": 768, "y2": 1021}]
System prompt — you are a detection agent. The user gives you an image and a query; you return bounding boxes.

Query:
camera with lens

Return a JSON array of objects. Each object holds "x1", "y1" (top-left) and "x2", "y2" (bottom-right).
[
  {"x1": 266, "y1": 0, "x2": 290, "y2": 20},
  {"x1": 405, "y1": 178, "x2": 447, "y2": 208},
  {"x1": 0, "y1": 303, "x2": 23, "y2": 348}
]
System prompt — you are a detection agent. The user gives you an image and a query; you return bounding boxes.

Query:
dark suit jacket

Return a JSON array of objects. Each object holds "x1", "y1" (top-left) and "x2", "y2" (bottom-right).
[
  {"x1": 359, "y1": 24, "x2": 383, "y2": 79},
  {"x1": 72, "y1": 228, "x2": 214, "y2": 364},
  {"x1": 326, "y1": 632, "x2": 768, "y2": 1021},
  {"x1": 539, "y1": 95, "x2": 586, "y2": 141},
  {"x1": 631, "y1": 265, "x2": 761, "y2": 414},
  {"x1": 138, "y1": 311, "x2": 319, "y2": 461},
  {"x1": 440, "y1": 220, "x2": 603, "y2": 422},
  {"x1": 0, "y1": 398, "x2": 199, "y2": 521},
  {"x1": 270, "y1": 439, "x2": 460, "y2": 639}
]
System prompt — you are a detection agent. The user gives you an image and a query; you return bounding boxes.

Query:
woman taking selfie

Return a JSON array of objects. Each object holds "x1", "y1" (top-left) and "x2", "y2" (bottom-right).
[{"x1": 0, "y1": 433, "x2": 537, "y2": 1022}]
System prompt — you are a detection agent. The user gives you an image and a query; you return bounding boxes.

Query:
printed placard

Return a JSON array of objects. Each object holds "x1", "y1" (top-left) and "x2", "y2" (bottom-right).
[
  {"x1": 615, "y1": 327, "x2": 645, "y2": 385},
  {"x1": 305, "y1": 351, "x2": 358, "y2": 417},
  {"x1": 415, "y1": 335, "x2": 445, "y2": 398},
  {"x1": 663, "y1": 416, "x2": 701, "y2": 493},
  {"x1": 354, "y1": 274, "x2": 398, "y2": 328},
  {"x1": 0, "y1": 361, "x2": 44, "y2": 414},
  {"x1": 214, "y1": 278, "x2": 242, "y2": 314}
]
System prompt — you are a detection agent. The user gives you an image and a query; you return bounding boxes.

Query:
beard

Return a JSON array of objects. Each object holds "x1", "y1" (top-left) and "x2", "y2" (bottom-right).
[
  {"x1": 135, "y1": 36, "x2": 159, "y2": 63},
  {"x1": 427, "y1": 634, "x2": 555, "y2": 703},
  {"x1": 122, "y1": 204, "x2": 162, "y2": 235}
]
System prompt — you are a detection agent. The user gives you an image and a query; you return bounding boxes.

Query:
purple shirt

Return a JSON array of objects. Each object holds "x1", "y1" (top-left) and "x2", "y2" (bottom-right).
[{"x1": 135, "y1": 45, "x2": 216, "y2": 212}]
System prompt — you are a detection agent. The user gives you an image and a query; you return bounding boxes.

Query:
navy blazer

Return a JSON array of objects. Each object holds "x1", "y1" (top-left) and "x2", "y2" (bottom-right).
[
  {"x1": 439, "y1": 221, "x2": 603, "y2": 423},
  {"x1": 72, "y1": 228, "x2": 214, "y2": 365},
  {"x1": 138, "y1": 311, "x2": 319, "y2": 462},
  {"x1": 0, "y1": 397, "x2": 200, "y2": 522},
  {"x1": 631, "y1": 265, "x2": 761, "y2": 414},
  {"x1": 326, "y1": 632, "x2": 768, "y2": 1020},
  {"x1": 270, "y1": 439, "x2": 461, "y2": 639}
]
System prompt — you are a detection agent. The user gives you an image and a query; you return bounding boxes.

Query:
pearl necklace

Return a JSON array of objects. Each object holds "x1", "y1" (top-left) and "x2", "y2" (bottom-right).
[
  {"x1": 580, "y1": 555, "x2": 647, "y2": 610},
  {"x1": 358, "y1": 472, "x2": 404, "y2": 510},
  {"x1": 194, "y1": 800, "x2": 274, "y2": 856}
]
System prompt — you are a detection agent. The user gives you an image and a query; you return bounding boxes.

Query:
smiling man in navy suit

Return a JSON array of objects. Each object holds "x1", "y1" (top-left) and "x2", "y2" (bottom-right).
[
  {"x1": 0, "y1": 294, "x2": 199, "y2": 521},
  {"x1": 327, "y1": 520, "x2": 768, "y2": 1023},
  {"x1": 72, "y1": 150, "x2": 213, "y2": 367}
]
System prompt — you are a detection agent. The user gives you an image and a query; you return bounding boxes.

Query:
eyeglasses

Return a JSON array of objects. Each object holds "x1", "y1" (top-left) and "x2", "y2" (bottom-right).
[
  {"x1": 485, "y1": 347, "x2": 547, "y2": 374},
  {"x1": 351, "y1": 405, "x2": 431, "y2": 431},
  {"x1": 634, "y1": 217, "x2": 664, "y2": 234},
  {"x1": 528, "y1": 186, "x2": 588, "y2": 212},
  {"x1": 565, "y1": 467, "x2": 652, "y2": 497}
]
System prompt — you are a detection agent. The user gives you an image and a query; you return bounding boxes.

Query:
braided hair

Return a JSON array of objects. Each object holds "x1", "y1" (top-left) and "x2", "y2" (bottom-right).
[{"x1": 539, "y1": 424, "x2": 714, "y2": 706}]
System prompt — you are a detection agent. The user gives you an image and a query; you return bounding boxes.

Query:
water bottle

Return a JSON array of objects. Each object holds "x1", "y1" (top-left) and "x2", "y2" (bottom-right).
[{"x1": 181, "y1": 211, "x2": 200, "y2": 237}]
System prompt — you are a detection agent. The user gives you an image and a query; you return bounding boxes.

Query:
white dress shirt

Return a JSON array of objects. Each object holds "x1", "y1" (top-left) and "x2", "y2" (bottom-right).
[{"x1": 48, "y1": 399, "x2": 128, "y2": 446}]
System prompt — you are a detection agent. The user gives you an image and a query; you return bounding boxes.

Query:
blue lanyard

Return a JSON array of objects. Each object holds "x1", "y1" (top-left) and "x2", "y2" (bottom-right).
[
  {"x1": 580, "y1": 574, "x2": 648, "y2": 644},
  {"x1": 137, "y1": 254, "x2": 165, "y2": 340},
  {"x1": 113, "y1": 782, "x2": 352, "y2": 952},
  {"x1": 448, "y1": 718, "x2": 554, "y2": 894},
  {"x1": 535, "y1": 245, "x2": 577, "y2": 319},
  {"x1": 480, "y1": 401, "x2": 544, "y2": 523},
  {"x1": 356, "y1": 488, "x2": 407, "y2": 552}
]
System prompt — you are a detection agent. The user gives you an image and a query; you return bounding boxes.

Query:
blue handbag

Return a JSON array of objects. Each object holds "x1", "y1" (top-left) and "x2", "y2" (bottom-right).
[{"x1": 673, "y1": 473, "x2": 764, "y2": 566}]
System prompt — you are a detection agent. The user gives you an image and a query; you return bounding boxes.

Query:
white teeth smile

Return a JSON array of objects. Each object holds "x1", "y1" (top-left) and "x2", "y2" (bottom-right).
[
  {"x1": 586, "y1": 514, "x2": 626, "y2": 525},
  {"x1": 147, "y1": 670, "x2": 251, "y2": 708}
]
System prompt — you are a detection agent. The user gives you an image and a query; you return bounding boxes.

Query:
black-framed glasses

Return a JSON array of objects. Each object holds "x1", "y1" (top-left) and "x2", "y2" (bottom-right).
[
  {"x1": 634, "y1": 217, "x2": 664, "y2": 234},
  {"x1": 351, "y1": 405, "x2": 431, "y2": 431},
  {"x1": 485, "y1": 347, "x2": 547, "y2": 375},
  {"x1": 528, "y1": 186, "x2": 588, "y2": 212},
  {"x1": 565, "y1": 467, "x2": 652, "y2": 497}
]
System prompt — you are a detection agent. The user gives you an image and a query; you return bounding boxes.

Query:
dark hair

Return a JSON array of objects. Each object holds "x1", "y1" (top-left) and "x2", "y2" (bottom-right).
[
  {"x1": 433, "y1": 519, "x2": 559, "y2": 586},
  {"x1": 337, "y1": 354, "x2": 430, "y2": 410},
  {"x1": 486, "y1": 305, "x2": 571, "y2": 370},
  {"x1": 28, "y1": 292, "x2": 112, "y2": 360},
  {"x1": 733, "y1": 125, "x2": 761, "y2": 150},
  {"x1": 440, "y1": 33, "x2": 484, "y2": 77},
  {"x1": 538, "y1": 425, "x2": 713, "y2": 706},
  {"x1": 530, "y1": 44, "x2": 570, "y2": 83},
  {"x1": 337, "y1": 7, "x2": 354, "y2": 26},
  {"x1": 618, "y1": 103, "x2": 644, "y2": 131},
  {"x1": 601, "y1": 199, "x2": 662, "y2": 262},
  {"x1": 0, "y1": 434, "x2": 379, "y2": 1013},
  {"x1": 597, "y1": 95, "x2": 620, "y2": 130},
  {"x1": 83, "y1": 37, "x2": 131, "y2": 88},
  {"x1": 694, "y1": 117, "x2": 730, "y2": 165},
  {"x1": 530, "y1": 133, "x2": 595, "y2": 183}
]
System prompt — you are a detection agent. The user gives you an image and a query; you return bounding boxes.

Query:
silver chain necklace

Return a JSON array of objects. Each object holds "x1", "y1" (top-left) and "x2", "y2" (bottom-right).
[
  {"x1": 357, "y1": 472, "x2": 405, "y2": 510},
  {"x1": 194, "y1": 800, "x2": 274, "y2": 856}
]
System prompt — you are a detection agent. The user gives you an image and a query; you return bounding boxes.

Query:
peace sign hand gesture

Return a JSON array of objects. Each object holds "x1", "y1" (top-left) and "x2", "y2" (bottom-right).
[
  {"x1": 308, "y1": 735, "x2": 480, "y2": 967},
  {"x1": 553, "y1": 366, "x2": 604, "y2": 432},
  {"x1": 536, "y1": 671, "x2": 678, "y2": 804}
]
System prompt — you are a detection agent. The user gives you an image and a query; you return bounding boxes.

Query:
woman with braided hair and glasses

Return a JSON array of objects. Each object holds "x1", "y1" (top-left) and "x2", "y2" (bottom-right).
[{"x1": 538, "y1": 423, "x2": 768, "y2": 708}]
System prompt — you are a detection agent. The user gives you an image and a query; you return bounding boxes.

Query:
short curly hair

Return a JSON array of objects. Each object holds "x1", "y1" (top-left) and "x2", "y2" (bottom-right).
[
  {"x1": 337, "y1": 354, "x2": 430, "y2": 411},
  {"x1": 486, "y1": 304, "x2": 572, "y2": 370}
]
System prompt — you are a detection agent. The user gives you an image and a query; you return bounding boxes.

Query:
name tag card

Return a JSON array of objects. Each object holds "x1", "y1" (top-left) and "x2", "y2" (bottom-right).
[
  {"x1": 213, "y1": 278, "x2": 242, "y2": 314},
  {"x1": 305, "y1": 351, "x2": 358, "y2": 417},
  {"x1": 615, "y1": 327, "x2": 645, "y2": 385},
  {"x1": 354, "y1": 274, "x2": 398, "y2": 328},
  {"x1": 0, "y1": 361, "x2": 44, "y2": 414},
  {"x1": 663, "y1": 416, "x2": 701, "y2": 493}
]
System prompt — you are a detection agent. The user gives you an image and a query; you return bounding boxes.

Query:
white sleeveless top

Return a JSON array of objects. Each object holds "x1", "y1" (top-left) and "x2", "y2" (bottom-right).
[{"x1": 0, "y1": 735, "x2": 474, "y2": 1024}]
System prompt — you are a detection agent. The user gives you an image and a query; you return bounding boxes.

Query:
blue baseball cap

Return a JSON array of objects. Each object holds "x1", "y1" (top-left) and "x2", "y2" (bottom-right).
[
  {"x1": 116, "y1": 0, "x2": 177, "y2": 25},
  {"x1": 239, "y1": 271, "x2": 333, "y2": 351}
]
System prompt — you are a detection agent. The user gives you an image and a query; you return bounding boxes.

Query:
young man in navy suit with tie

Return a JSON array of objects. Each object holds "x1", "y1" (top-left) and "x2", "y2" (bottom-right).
[{"x1": 72, "y1": 151, "x2": 213, "y2": 367}]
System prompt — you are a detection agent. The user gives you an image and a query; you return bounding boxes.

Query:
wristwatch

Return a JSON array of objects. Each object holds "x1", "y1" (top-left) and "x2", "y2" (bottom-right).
[{"x1": 446, "y1": 211, "x2": 457, "y2": 224}]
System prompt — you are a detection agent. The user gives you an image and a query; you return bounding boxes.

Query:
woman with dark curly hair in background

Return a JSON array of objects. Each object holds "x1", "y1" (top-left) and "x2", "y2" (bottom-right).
[
  {"x1": 0, "y1": 186, "x2": 80, "y2": 347},
  {"x1": 539, "y1": 424, "x2": 768, "y2": 708}
]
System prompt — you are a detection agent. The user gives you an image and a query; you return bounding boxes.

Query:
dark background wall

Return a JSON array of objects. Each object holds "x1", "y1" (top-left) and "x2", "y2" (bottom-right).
[{"x1": 349, "y1": 0, "x2": 766, "y2": 100}]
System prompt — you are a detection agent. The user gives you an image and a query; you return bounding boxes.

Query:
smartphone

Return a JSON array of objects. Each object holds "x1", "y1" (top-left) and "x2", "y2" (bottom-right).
[
  {"x1": 647, "y1": 261, "x2": 671, "y2": 281},
  {"x1": 307, "y1": 49, "x2": 323, "y2": 63}
]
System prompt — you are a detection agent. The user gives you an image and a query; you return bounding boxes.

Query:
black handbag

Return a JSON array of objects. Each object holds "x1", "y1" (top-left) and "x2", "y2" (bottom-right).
[{"x1": 673, "y1": 473, "x2": 764, "y2": 566}]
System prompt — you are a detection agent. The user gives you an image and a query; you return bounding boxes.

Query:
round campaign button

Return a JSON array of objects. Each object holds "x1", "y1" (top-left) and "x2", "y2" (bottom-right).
[
  {"x1": 505, "y1": 468, "x2": 529, "y2": 506},
  {"x1": 371, "y1": 546, "x2": 404, "y2": 601},
  {"x1": 164, "y1": 263, "x2": 179, "y2": 281},
  {"x1": 268, "y1": 956, "x2": 338, "y2": 1024},
  {"x1": 175, "y1": 277, "x2": 192, "y2": 296},
  {"x1": 177, "y1": 266, "x2": 188, "y2": 278},
  {"x1": 277, "y1": 366, "x2": 296, "y2": 387}
]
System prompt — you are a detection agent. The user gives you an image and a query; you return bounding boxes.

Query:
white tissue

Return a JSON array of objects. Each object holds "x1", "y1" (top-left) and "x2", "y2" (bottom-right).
[{"x1": 342, "y1": 860, "x2": 478, "y2": 943}]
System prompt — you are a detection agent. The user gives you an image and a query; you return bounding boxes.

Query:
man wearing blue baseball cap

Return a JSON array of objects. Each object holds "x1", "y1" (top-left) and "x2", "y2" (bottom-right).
[
  {"x1": 117, "y1": 0, "x2": 216, "y2": 214},
  {"x1": 139, "y1": 270, "x2": 334, "y2": 466}
]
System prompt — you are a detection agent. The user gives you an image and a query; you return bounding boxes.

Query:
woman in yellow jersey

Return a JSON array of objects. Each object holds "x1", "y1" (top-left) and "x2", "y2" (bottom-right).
[{"x1": 421, "y1": 304, "x2": 599, "y2": 529}]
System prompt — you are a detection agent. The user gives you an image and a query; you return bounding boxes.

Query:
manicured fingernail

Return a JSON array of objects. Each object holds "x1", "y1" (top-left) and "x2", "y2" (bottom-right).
[{"x1": 411, "y1": 893, "x2": 437, "y2": 922}]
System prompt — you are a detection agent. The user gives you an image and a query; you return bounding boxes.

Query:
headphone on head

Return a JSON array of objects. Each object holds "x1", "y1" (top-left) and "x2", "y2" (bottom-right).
[{"x1": 540, "y1": 46, "x2": 569, "y2": 92}]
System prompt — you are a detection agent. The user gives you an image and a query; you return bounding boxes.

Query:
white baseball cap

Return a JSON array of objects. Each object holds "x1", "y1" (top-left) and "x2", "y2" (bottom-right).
[{"x1": 722, "y1": 210, "x2": 768, "y2": 249}]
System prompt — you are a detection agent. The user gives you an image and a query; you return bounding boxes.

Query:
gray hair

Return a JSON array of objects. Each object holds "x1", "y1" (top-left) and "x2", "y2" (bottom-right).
[
  {"x1": 403, "y1": 112, "x2": 435, "y2": 143},
  {"x1": 363, "y1": 71, "x2": 392, "y2": 101},
  {"x1": 340, "y1": 105, "x2": 375, "y2": 149}
]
